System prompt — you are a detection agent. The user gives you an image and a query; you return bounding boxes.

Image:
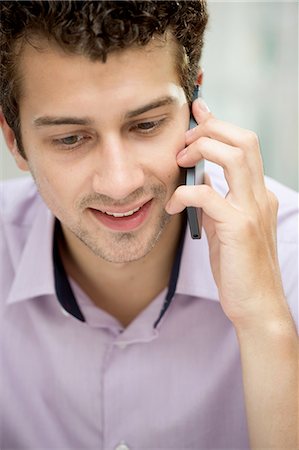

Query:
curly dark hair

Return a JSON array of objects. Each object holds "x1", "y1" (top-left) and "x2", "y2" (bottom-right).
[{"x1": 0, "y1": 1, "x2": 208, "y2": 158}]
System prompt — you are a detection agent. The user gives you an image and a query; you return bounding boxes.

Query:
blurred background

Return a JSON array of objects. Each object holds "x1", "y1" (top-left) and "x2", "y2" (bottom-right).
[
  {"x1": 201, "y1": 1, "x2": 298, "y2": 190},
  {"x1": 0, "y1": 1, "x2": 298, "y2": 190}
]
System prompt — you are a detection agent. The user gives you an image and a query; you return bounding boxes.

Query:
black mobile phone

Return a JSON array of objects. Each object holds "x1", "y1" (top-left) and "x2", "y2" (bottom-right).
[{"x1": 186, "y1": 85, "x2": 204, "y2": 239}]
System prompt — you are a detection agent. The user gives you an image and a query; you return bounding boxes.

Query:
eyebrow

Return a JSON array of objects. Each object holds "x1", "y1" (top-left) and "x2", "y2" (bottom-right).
[
  {"x1": 32, "y1": 96, "x2": 177, "y2": 128},
  {"x1": 33, "y1": 116, "x2": 93, "y2": 127},
  {"x1": 125, "y1": 96, "x2": 177, "y2": 118}
]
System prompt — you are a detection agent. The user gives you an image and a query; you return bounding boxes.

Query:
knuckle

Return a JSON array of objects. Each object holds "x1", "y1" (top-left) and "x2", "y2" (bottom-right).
[
  {"x1": 198, "y1": 135, "x2": 209, "y2": 145},
  {"x1": 187, "y1": 136, "x2": 200, "y2": 152},
  {"x1": 204, "y1": 116, "x2": 217, "y2": 135},
  {"x1": 193, "y1": 135, "x2": 205, "y2": 149},
  {"x1": 267, "y1": 190, "x2": 279, "y2": 211},
  {"x1": 175, "y1": 185, "x2": 186, "y2": 198},
  {"x1": 237, "y1": 214, "x2": 257, "y2": 236},
  {"x1": 200, "y1": 184, "x2": 212, "y2": 197},
  {"x1": 232, "y1": 147, "x2": 246, "y2": 166},
  {"x1": 188, "y1": 137, "x2": 207, "y2": 163},
  {"x1": 196, "y1": 136, "x2": 210, "y2": 152},
  {"x1": 177, "y1": 184, "x2": 193, "y2": 202},
  {"x1": 245, "y1": 130, "x2": 259, "y2": 148}
]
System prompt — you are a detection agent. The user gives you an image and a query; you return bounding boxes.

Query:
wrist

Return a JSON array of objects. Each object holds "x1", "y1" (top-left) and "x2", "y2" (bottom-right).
[
  {"x1": 234, "y1": 314, "x2": 298, "y2": 352},
  {"x1": 230, "y1": 297, "x2": 297, "y2": 338}
]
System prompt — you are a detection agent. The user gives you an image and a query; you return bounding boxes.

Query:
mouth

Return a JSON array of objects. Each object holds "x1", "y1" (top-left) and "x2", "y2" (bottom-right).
[{"x1": 89, "y1": 199, "x2": 153, "y2": 232}]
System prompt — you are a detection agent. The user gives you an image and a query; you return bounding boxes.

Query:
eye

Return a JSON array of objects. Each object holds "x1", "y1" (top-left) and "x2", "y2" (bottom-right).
[
  {"x1": 131, "y1": 119, "x2": 166, "y2": 135},
  {"x1": 52, "y1": 134, "x2": 89, "y2": 150}
]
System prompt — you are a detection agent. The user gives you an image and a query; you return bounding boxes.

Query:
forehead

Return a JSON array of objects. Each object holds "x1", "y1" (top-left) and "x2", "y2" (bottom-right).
[
  {"x1": 17, "y1": 35, "x2": 180, "y2": 103},
  {"x1": 16, "y1": 35, "x2": 186, "y2": 127}
]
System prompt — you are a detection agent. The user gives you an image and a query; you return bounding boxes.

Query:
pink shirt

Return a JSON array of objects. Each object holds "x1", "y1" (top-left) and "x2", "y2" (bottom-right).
[{"x1": 1, "y1": 163, "x2": 298, "y2": 450}]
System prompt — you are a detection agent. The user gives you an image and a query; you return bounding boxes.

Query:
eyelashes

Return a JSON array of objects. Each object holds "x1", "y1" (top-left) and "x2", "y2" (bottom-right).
[
  {"x1": 130, "y1": 118, "x2": 166, "y2": 134},
  {"x1": 51, "y1": 118, "x2": 167, "y2": 151},
  {"x1": 52, "y1": 134, "x2": 88, "y2": 148}
]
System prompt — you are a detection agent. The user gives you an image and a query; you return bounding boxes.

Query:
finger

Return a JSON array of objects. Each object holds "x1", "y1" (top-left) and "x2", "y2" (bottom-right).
[
  {"x1": 202, "y1": 174, "x2": 217, "y2": 243},
  {"x1": 204, "y1": 172, "x2": 212, "y2": 186},
  {"x1": 186, "y1": 104, "x2": 265, "y2": 192},
  {"x1": 166, "y1": 184, "x2": 239, "y2": 224},
  {"x1": 188, "y1": 101, "x2": 256, "y2": 152},
  {"x1": 178, "y1": 136, "x2": 255, "y2": 207},
  {"x1": 202, "y1": 211, "x2": 217, "y2": 250}
]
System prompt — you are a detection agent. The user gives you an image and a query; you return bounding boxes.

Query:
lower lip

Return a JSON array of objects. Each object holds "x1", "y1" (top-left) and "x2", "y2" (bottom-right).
[{"x1": 89, "y1": 200, "x2": 153, "y2": 232}]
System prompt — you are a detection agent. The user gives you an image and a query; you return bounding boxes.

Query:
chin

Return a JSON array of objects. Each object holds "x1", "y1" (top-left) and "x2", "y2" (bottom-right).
[{"x1": 81, "y1": 211, "x2": 171, "y2": 264}]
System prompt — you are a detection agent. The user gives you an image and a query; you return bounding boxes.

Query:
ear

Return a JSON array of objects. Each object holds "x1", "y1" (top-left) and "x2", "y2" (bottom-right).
[
  {"x1": 196, "y1": 67, "x2": 204, "y2": 87},
  {"x1": 0, "y1": 111, "x2": 29, "y2": 172}
]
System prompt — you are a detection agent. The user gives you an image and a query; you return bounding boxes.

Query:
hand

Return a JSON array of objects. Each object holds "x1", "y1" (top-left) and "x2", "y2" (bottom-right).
[{"x1": 166, "y1": 99, "x2": 288, "y2": 327}]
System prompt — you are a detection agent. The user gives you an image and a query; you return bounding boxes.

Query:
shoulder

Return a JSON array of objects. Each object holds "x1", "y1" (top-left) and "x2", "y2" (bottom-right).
[
  {"x1": 0, "y1": 177, "x2": 53, "y2": 306},
  {"x1": 264, "y1": 176, "x2": 298, "y2": 243},
  {"x1": 0, "y1": 176, "x2": 41, "y2": 226}
]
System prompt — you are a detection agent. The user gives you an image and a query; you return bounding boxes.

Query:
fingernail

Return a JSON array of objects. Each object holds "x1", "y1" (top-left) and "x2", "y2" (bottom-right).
[
  {"x1": 196, "y1": 98, "x2": 210, "y2": 113},
  {"x1": 185, "y1": 128, "x2": 195, "y2": 139},
  {"x1": 177, "y1": 148, "x2": 188, "y2": 160},
  {"x1": 165, "y1": 200, "x2": 175, "y2": 214}
]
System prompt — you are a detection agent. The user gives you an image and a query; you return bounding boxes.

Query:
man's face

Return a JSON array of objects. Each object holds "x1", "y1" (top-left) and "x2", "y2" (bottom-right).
[{"x1": 16, "y1": 37, "x2": 190, "y2": 263}]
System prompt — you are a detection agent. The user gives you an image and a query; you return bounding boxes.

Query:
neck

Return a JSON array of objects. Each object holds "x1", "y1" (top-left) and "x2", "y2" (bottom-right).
[{"x1": 58, "y1": 213, "x2": 184, "y2": 327}]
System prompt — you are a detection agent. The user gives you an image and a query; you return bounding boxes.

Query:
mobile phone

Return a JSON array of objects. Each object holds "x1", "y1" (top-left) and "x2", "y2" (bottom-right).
[{"x1": 186, "y1": 85, "x2": 204, "y2": 239}]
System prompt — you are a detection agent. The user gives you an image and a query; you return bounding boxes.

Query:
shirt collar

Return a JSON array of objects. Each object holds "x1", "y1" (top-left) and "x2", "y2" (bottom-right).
[
  {"x1": 6, "y1": 199, "x2": 218, "y2": 307},
  {"x1": 176, "y1": 224, "x2": 219, "y2": 301},
  {"x1": 53, "y1": 215, "x2": 188, "y2": 326},
  {"x1": 6, "y1": 203, "x2": 56, "y2": 305}
]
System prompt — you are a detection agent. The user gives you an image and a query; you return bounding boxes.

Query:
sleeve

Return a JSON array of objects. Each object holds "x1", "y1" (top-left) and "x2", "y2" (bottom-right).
[{"x1": 267, "y1": 177, "x2": 299, "y2": 332}]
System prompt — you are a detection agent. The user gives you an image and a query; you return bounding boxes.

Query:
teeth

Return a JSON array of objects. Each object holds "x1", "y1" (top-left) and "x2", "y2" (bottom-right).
[{"x1": 105, "y1": 206, "x2": 141, "y2": 218}]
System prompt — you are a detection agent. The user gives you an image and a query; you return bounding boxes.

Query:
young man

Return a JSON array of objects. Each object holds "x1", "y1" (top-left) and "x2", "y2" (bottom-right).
[{"x1": 0, "y1": 1, "x2": 298, "y2": 449}]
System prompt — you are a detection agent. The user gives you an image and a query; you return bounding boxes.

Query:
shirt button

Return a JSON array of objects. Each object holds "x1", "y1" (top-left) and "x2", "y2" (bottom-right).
[
  {"x1": 114, "y1": 443, "x2": 130, "y2": 450},
  {"x1": 116, "y1": 342, "x2": 127, "y2": 350}
]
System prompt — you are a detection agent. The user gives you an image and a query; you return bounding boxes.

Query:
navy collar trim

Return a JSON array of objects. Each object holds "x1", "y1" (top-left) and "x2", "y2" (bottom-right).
[
  {"x1": 52, "y1": 216, "x2": 187, "y2": 327},
  {"x1": 153, "y1": 215, "x2": 187, "y2": 328},
  {"x1": 53, "y1": 221, "x2": 85, "y2": 322}
]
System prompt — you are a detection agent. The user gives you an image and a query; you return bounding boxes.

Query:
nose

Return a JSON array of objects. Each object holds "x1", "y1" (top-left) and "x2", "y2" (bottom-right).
[{"x1": 91, "y1": 136, "x2": 145, "y2": 201}]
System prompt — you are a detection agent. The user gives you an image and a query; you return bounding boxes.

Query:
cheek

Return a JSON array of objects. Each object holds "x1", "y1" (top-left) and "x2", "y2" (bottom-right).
[
  {"x1": 148, "y1": 145, "x2": 183, "y2": 191},
  {"x1": 158, "y1": 133, "x2": 186, "y2": 182},
  {"x1": 24, "y1": 143, "x2": 79, "y2": 201},
  {"x1": 29, "y1": 159, "x2": 77, "y2": 212}
]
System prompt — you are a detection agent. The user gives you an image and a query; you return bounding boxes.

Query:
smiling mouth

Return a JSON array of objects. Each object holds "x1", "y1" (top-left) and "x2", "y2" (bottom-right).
[
  {"x1": 103, "y1": 205, "x2": 141, "y2": 218},
  {"x1": 89, "y1": 199, "x2": 153, "y2": 232}
]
